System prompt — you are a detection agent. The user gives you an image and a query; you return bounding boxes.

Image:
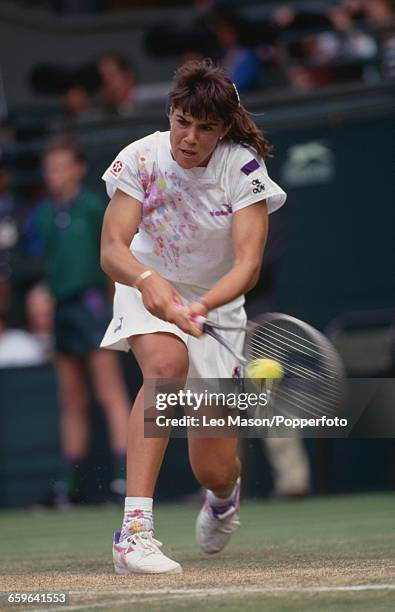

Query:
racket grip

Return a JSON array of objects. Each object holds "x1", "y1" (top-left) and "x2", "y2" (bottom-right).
[
  {"x1": 173, "y1": 301, "x2": 206, "y2": 330},
  {"x1": 191, "y1": 315, "x2": 207, "y2": 329}
]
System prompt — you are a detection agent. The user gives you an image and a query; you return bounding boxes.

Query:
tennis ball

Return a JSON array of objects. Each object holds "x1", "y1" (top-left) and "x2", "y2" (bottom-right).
[{"x1": 245, "y1": 358, "x2": 284, "y2": 380}]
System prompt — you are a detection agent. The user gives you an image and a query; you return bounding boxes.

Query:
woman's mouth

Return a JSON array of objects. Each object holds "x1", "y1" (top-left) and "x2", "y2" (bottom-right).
[{"x1": 180, "y1": 149, "x2": 196, "y2": 158}]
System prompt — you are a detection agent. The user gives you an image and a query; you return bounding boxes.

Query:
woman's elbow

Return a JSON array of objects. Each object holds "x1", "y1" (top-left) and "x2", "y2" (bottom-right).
[
  {"x1": 100, "y1": 242, "x2": 112, "y2": 276},
  {"x1": 247, "y1": 273, "x2": 260, "y2": 292},
  {"x1": 246, "y1": 262, "x2": 262, "y2": 291}
]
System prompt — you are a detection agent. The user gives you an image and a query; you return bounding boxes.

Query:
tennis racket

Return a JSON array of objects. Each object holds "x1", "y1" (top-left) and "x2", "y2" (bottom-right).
[{"x1": 194, "y1": 312, "x2": 346, "y2": 418}]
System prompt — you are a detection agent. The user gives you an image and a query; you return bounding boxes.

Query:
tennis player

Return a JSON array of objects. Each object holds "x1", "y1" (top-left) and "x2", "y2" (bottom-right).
[{"x1": 100, "y1": 59, "x2": 286, "y2": 574}]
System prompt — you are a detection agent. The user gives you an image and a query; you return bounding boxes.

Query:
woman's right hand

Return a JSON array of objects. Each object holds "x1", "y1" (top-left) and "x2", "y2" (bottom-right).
[
  {"x1": 139, "y1": 272, "x2": 191, "y2": 331},
  {"x1": 139, "y1": 273, "x2": 207, "y2": 336}
]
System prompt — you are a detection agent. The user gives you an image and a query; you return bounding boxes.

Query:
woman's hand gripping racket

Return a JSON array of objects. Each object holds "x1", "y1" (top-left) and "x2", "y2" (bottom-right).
[{"x1": 194, "y1": 312, "x2": 346, "y2": 417}]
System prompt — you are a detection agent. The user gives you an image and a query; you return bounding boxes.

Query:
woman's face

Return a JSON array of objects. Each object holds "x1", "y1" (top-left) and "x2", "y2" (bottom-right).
[{"x1": 169, "y1": 109, "x2": 229, "y2": 169}]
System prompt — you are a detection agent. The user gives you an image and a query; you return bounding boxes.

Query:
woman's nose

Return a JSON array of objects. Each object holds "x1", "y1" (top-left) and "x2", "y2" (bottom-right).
[{"x1": 184, "y1": 127, "x2": 198, "y2": 144}]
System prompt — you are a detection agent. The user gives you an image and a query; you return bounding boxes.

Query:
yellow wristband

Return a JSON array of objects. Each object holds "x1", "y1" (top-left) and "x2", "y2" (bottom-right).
[{"x1": 134, "y1": 270, "x2": 153, "y2": 289}]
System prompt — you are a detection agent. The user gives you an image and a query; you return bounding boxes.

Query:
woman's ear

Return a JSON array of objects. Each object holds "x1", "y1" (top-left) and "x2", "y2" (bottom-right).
[{"x1": 220, "y1": 124, "x2": 231, "y2": 140}]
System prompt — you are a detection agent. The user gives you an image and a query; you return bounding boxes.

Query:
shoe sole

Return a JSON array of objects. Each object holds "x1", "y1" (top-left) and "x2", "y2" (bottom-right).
[{"x1": 114, "y1": 564, "x2": 182, "y2": 575}]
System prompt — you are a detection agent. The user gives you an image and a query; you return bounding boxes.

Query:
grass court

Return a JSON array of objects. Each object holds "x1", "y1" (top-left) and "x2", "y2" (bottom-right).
[{"x1": 0, "y1": 494, "x2": 394, "y2": 611}]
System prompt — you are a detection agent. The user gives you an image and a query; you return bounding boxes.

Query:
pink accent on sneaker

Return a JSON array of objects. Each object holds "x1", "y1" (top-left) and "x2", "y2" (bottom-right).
[{"x1": 113, "y1": 543, "x2": 135, "y2": 569}]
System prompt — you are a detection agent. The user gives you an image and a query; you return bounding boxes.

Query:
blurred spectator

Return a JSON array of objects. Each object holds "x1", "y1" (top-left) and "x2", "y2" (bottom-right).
[
  {"x1": 272, "y1": 4, "x2": 333, "y2": 37},
  {"x1": 363, "y1": 0, "x2": 395, "y2": 23},
  {"x1": 272, "y1": 5, "x2": 337, "y2": 91},
  {"x1": 0, "y1": 160, "x2": 20, "y2": 284},
  {"x1": 380, "y1": 26, "x2": 395, "y2": 78},
  {"x1": 340, "y1": 0, "x2": 367, "y2": 23},
  {"x1": 26, "y1": 136, "x2": 130, "y2": 506},
  {"x1": 30, "y1": 62, "x2": 102, "y2": 127},
  {"x1": 0, "y1": 156, "x2": 32, "y2": 313},
  {"x1": 0, "y1": 304, "x2": 47, "y2": 368},
  {"x1": 212, "y1": 9, "x2": 262, "y2": 92},
  {"x1": 326, "y1": 3, "x2": 378, "y2": 81},
  {"x1": 362, "y1": 0, "x2": 395, "y2": 79},
  {"x1": 287, "y1": 63, "x2": 336, "y2": 92},
  {"x1": 25, "y1": 283, "x2": 55, "y2": 361},
  {"x1": 272, "y1": 2, "x2": 382, "y2": 91},
  {"x1": 97, "y1": 52, "x2": 139, "y2": 115},
  {"x1": 97, "y1": 51, "x2": 172, "y2": 110}
]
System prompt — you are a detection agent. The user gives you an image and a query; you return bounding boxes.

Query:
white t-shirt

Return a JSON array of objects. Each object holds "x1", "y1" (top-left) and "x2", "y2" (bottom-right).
[{"x1": 102, "y1": 131, "x2": 286, "y2": 288}]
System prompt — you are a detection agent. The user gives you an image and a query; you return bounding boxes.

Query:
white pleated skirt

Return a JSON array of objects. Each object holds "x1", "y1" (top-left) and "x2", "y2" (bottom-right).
[{"x1": 101, "y1": 281, "x2": 246, "y2": 378}]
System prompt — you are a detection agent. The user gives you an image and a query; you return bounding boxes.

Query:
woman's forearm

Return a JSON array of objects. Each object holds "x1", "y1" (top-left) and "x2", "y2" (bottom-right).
[
  {"x1": 101, "y1": 240, "x2": 151, "y2": 287},
  {"x1": 202, "y1": 260, "x2": 261, "y2": 311}
]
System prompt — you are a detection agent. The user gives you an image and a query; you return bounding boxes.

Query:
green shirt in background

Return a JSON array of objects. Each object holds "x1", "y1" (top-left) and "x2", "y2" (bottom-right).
[{"x1": 35, "y1": 187, "x2": 107, "y2": 300}]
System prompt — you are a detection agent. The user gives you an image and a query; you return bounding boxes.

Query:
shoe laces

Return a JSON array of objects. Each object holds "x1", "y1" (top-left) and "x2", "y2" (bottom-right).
[{"x1": 127, "y1": 531, "x2": 163, "y2": 555}]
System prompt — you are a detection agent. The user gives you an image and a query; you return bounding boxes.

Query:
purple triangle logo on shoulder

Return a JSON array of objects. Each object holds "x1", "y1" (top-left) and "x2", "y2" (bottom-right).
[{"x1": 241, "y1": 159, "x2": 260, "y2": 175}]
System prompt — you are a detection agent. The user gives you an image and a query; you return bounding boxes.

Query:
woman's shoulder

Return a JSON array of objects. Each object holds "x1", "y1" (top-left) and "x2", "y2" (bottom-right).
[{"x1": 219, "y1": 141, "x2": 267, "y2": 175}]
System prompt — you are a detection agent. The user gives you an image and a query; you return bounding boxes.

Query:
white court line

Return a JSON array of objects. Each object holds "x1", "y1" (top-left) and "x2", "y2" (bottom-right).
[{"x1": 24, "y1": 583, "x2": 395, "y2": 612}]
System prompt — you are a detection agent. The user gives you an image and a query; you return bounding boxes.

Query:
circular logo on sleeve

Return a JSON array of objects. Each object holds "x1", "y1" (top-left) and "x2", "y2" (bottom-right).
[{"x1": 111, "y1": 160, "x2": 123, "y2": 176}]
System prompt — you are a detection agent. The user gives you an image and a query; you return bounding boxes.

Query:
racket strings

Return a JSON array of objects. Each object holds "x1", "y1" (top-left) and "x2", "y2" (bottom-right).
[
  {"x1": 249, "y1": 336, "x2": 336, "y2": 385},
  {"x1": 248, "y1": 334, "x2": 337, "y2": 387},
  {"x1": 262, "y1": 321, "x2": 330, "y2": 351},
  {"x1": 248, "y1": 323, "x2": 339, "y2": 373},
  {"x1": 255, "y1": 375, "x2": 336, "y2": 416},
  {"x1": 252, "y1": 368, "x2": 341, "y2": 417},
  {"x1": 245, "y1": 320, "x2": 343, "y2": 416},
  {"x1": 248, "y1": 334, "x2": 340, "y2": 392},
  {"x1": 252, "y1": 323, "x2": 340, "y2": 375},
  {"x1": 274, "y1": 384, "x2": 338, "y2": 416}
]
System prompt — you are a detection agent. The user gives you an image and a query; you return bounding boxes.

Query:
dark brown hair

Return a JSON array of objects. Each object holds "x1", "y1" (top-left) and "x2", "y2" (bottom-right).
[
  {"x1": 168, "y1": 59, "x2": 273, "y2": 158},
  {"x1": 42, "y1": 135, "x2": 85, "y2": 163}
]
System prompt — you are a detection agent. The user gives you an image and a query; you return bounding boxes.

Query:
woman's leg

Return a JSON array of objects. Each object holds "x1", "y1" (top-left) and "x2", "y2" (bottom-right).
[
  {"x1": 126, "y1": 332, "x2": 189, "y2": 497},
  {"x1": 188, "y1": 437, "x2": 240, "y2": 497},
  {"x1": 189, "y1": 436, "x2": 242, "y2": 555},
  {"x1": 112, "y1": 332, "x2": 188, "y2": 574}
]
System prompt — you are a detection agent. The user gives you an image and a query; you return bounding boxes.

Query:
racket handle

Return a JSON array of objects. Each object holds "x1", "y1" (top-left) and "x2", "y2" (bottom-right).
[
  {"x1": 173, "y1": 301, "x2": 206, "y2": 328},
  {"x1": 191, "y1": 315, "x2": 207, "y2": 330}
]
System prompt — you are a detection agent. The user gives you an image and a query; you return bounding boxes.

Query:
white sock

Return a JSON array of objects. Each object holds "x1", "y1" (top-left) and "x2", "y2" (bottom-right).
[
  {"x1": 207, "y1": 478, "x2": 239, "y2": 508},
  {"x1": 120, "y1": 496, "x2": 154, "y2": 541}
]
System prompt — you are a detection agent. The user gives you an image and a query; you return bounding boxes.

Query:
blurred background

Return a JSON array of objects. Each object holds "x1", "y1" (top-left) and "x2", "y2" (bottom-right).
[{"x1": 0, "y1": 0, "x2": 394, "y2": 509}]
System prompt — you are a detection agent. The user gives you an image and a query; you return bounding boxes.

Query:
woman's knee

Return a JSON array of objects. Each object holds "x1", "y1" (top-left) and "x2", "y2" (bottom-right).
[
  {"x1": 192, "y1": 464, "x2": 237, "y2": 492},
  {"x1": 144, "y1": 356, "x2": 188, "y2": 379}
]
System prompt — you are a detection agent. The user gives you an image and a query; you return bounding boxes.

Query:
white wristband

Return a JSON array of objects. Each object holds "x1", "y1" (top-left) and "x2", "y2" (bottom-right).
[{"x1": 134, "y1": 270, "x2": 153, "y2": 289}]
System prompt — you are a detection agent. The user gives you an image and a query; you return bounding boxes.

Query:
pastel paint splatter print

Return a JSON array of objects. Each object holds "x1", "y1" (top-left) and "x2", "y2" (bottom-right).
[{"x1": 138, "y1": 154, "x2": 199, "y2": 269}]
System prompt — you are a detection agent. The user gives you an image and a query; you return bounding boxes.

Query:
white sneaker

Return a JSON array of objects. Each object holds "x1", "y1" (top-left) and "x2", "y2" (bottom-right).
[
  {"x1": 196, "y1": 477, "x2": 241, "y2": 554},
  {"x1": 113, "y1": 530, "x2": 182, "y2": 574}
]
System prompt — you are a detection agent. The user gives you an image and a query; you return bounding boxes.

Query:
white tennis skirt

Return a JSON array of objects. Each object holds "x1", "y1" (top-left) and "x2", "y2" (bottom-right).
[{"x1": 101, "y1": 281, "x2": 247, "y2": 378}]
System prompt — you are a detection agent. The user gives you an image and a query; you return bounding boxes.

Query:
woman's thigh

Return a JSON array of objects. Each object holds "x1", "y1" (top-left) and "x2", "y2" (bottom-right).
[{"x1": 128, "y1": 332, "x2": 189, "y2": 379}]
